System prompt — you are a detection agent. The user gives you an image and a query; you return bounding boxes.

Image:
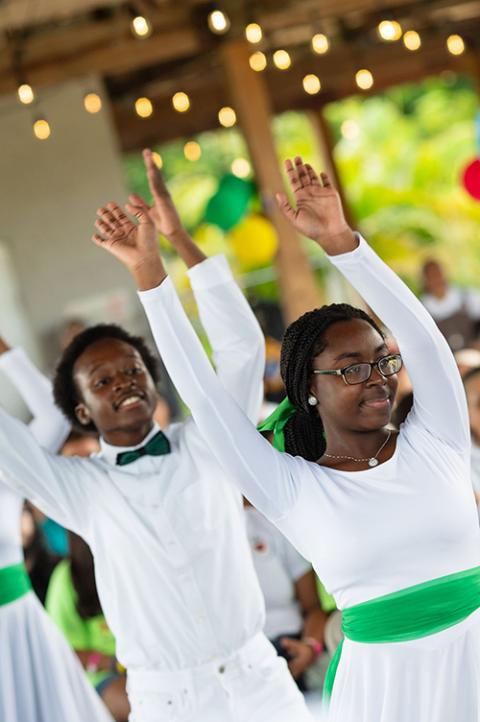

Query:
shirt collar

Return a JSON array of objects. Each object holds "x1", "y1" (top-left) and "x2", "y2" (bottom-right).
[{"x1": 97, "y1": 423, "x2": 162, "y2": 466}]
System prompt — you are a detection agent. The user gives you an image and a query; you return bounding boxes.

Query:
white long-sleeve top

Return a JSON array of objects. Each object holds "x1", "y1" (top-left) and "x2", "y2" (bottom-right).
[
  {"x1": 0, "y1": 348, "x2": 70, "y2": 568},
  {"x1": 138, "y1": 237, "x2": 480, "y2": 611},
  {"x1": 0, "y1": 255, "x2": 267, "y2": 670}
]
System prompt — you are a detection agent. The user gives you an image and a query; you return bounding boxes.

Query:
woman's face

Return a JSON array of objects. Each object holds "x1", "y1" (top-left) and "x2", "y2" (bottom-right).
[{"x1": 309, "y1": 319, "x2": 398, "y2": 433}]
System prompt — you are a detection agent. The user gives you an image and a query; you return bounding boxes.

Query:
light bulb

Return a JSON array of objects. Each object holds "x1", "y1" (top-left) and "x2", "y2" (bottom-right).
[
  {"x1": 135, "y1": 97, "x2": 153, "y2": 118},
  {"x1": 245, "y1": 23, "x2": 262, "y2": 44},
  {"x1": 184, "y1": 141, "x2": 202, "y2": 161},
  {"x1": 249, "y1": 51, "x2": 267, "y2": 72},
  {"x1": 447, "y1": 34, "x2": 465, "y2": 56},
  {"x1": 131, "y1": 15, "x2": 152, "y2": 38},
  {"x1": 218, "y1": 106, "x2": 236, "y2": 127},
  {"x1": 172, "y1": 92, "x2": 190, "y2": 113},
  {"x1": 273, "y1": 49, "x2": 291, "y2": 70},
  {"x1": 84, "y1": 93, "x2": 102, "y2": 113},
  {"x1": 33, "y1": 118, "x2": 51, "y2": 140},
  {"x1": 378, "y1": 20, "x2": 402, "y2": 41},
  {"x1": 18, "y1": 83, "x2": 34, "y2": 104},
  {"x1": 355, "y1": 69, "x2": 374, "y2": 90},
  {"x1": 231, "y1": 158, "x2": 251, "y2": 178},
  {"x1": 311, "y1": 33, "x2": 329, "y2": 55},
  {"x1": 208, "y1": 9, "x2": 230, "y2": 34},
  {"x1": 403, "y1": 30, "x2": 421, "y2": 51},
  {"x1": 303, "y1": 74, "x2": 321, "y2": 95}
]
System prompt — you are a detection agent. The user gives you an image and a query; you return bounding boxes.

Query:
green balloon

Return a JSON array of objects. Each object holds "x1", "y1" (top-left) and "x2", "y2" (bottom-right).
[{"x1": 204, "y1": 174, "x2": 255, "y2": 231}]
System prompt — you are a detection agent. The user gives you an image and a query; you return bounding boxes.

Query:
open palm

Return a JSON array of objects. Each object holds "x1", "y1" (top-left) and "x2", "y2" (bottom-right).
[
  {"x1": 277, "y1": 157, "x2": 349, "y2": 244},
  {"x1": 126, "y1": 149, "x2": 184, "y2": 242},
  {"x1": 92, "y1": 201, "x2": 158, "y2": 269}
]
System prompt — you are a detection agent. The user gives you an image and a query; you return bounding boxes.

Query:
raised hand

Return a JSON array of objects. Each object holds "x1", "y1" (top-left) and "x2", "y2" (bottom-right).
[
  {"x1": 92, "y1": 200, "x2": 166, "y2": 291},
  {"x1": 277, "y1": 156, "x2": 357, "y2": 255},
  {"x1": 128, "y1": 149, "x2": 186, "y2": 243},
  {"x1": 129, "y1": 148, "x2": 206, "y2": 269}
]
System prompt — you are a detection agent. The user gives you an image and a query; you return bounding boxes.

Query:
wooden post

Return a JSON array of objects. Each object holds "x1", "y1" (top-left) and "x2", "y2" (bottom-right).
[
  {"x1": 221, "y1": 39, "x2": 322, "y2": 324},
  {"x1": 308, "y1": 107, "x2": 355, "y2": 229},
  {"x1": 308, "y1": 107, "x2": 367, "y2": 309}
]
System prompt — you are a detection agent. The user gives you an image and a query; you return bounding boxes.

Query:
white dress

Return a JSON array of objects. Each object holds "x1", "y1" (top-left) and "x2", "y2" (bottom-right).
[
  {"x1": 0, "y1": 349, "x2": 114, "y2": 722},
  {"x1": 138, "y1": 237, "x2": 480, "y2": 722}
]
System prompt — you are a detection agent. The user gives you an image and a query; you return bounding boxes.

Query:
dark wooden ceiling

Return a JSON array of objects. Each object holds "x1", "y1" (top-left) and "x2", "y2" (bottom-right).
[{"x1": 1, "y1": 0, "x2": 479, "y2": 150}]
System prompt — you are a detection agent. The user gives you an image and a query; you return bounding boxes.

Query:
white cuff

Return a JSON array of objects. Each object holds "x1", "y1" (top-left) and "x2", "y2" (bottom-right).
[
  {"x1": 137, "y1": 275, "x2": 175, "y2": 306},
  {"x1": 187, "y1": 255, "x2": 233, "y2": 291},
  {"x1": 327, "y1": 233, "x2": 368, "y2": 267}
]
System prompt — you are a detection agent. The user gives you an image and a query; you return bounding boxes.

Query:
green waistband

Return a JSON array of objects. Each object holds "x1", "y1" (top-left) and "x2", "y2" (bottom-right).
[
  {"x1": 0, "y1": 563, "x2": 32, "y2": 607},
  {"x1": 324, "y1": 565, "x2": 480, "y2": 701}
]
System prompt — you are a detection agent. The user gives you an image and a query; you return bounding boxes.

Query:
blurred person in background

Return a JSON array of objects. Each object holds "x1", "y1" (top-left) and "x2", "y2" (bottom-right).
[
  {"x1": 46, "y1": 531, "x2": 129, "y2": 722},
  {"x1": 21, "y1": 502, "x2": 60, "y2": 604},
  {"x1": 462, "y1": 367, "x2": 480, "y2": 515},
  {"x1": 421, "y1": 258, "x2": 480, "y2": 351},
  {"x1": 0, "y1": 335, "x2": 114, "y2": 722},
  {"x1": 244, "y1": 498, "x2": 328, "y2": 692}
]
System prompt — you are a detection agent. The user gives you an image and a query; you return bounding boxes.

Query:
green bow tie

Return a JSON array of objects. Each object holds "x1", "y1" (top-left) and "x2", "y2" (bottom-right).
[{"x1": 116, "y1": 431, "x2": 171, "y2": 466}]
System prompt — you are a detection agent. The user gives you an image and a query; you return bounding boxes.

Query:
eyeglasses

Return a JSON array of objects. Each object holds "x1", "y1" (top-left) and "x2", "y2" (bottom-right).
[{"x1": 312, "y1": 353, "x2": 403, "y2": 386}]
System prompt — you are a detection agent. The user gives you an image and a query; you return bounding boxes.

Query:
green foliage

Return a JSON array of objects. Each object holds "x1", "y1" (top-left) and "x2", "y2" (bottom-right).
[
  {"x1": 325, "y1": 75, "x2": 480, "y2": 286},
  {"x1": 122, "y1": 73, "x2": 480, "y2": 299}
]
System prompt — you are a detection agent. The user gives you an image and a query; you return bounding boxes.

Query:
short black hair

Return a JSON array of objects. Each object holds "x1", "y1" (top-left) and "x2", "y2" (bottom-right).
[
  {"x1": 280, "y1": 303, "x2": 384, "y2": 461},
  {"x1": 53, "y1": 324, "x2": 160, "y2": 432}
]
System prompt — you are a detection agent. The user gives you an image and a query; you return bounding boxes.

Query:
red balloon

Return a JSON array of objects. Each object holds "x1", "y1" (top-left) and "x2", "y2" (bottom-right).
[{"x1": 463, "y1": 158, "x2": 480, "y2": 201}]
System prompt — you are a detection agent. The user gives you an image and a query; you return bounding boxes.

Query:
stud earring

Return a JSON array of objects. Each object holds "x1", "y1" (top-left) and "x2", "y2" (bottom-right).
[{"x1": 308, "y1": 395, "x2": 318, "y2": 406}]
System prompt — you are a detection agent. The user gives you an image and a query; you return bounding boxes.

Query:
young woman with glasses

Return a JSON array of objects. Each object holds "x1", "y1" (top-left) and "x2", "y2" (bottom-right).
[{"x1": 93, "y1": 155, "x2": 480, "y2": 722}]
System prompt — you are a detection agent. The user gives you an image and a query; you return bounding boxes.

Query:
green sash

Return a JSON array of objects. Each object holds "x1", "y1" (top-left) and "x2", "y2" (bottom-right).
[
  {"x1": 324, "y1": 565, "x2": 480, "y2": 701},
  {"x1": 0, "y1": 563, "x2": 32, "y2": 607}
]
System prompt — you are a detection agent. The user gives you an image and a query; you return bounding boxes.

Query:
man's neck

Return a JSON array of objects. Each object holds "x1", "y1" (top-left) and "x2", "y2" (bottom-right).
[{"x1": 101, "y1": 421, "x2": 155, "y2": 448}]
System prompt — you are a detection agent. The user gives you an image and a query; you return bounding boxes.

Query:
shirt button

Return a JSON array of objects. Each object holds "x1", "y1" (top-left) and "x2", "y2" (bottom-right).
[{"x1": 218, "y1": 665, "x2": 225, "y2": 674}]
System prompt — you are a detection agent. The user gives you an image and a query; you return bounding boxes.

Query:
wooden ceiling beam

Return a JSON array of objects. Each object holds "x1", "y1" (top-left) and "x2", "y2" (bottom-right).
[
  {"x1": 113, "y1": 36, "x2": 474, "y2": 151},
  {"x1": 0, "y1": 23, "x2": 203, "y2": 95}
]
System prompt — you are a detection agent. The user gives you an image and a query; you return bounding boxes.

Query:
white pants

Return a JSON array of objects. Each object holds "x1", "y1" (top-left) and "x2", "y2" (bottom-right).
[{"x1": 127, "y1": 632, "x2": 315, "y2": 722}]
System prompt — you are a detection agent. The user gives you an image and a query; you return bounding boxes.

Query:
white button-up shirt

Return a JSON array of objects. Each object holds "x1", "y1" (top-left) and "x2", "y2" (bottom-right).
[{"x1": 0, "y1": 255, "x2": 266, "y2": 671}]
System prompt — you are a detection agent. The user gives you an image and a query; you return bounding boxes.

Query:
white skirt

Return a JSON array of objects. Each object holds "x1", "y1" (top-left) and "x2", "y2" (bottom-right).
[
  {"x1": 328, "y1": 607, "x2": 480, "y2": 722},
  {"x1": 0, "y1": 591, "x2": 114, "y2": 722}
]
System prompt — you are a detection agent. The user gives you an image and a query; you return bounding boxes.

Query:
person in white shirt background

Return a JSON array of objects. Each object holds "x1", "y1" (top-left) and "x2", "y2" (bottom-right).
[
  {"x1": 93, "y1": 154, "x2": 480, "y2": 722},
  {"x1": 463, "y1": 366, "x2": 480, "y2": 514},
  {"x1": 0, "y1": 337, "x2": 115, "y2": 722},
  {"x1": 0, "y1": 151, "x2": 313, "y2": 722},
  {"x1": 243, "y1": 499, "x2": 328, "y2": 691},
  {"x1": 421, "y1": 258, "x2": 480, "y2": 351}
]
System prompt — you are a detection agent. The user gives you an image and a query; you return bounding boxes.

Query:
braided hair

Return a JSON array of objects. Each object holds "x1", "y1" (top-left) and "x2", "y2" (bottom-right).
[{"x1": 280, "y1": 304, "x2": 384, "y2": 461}]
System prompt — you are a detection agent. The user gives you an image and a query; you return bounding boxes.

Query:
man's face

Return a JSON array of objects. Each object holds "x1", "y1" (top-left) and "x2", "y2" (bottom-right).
[{"x1": 73, "y1": 338, "x2": 158, "y2": 445}]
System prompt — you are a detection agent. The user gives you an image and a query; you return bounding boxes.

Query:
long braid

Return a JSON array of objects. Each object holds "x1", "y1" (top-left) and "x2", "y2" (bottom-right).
[{"x1": 280, "y1": 303, "x2": 384, "y2": 461}]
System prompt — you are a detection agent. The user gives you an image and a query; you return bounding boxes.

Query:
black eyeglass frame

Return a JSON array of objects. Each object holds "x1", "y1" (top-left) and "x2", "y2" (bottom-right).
[{"x1": 312, "y1": 353, "x2": 403, "y2": 386}]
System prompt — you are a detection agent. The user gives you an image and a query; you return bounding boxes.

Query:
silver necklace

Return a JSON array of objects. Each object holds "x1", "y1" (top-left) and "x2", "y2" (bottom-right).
[{"x1": 323, "y1": 431, "x2": 392, "y2": 468}]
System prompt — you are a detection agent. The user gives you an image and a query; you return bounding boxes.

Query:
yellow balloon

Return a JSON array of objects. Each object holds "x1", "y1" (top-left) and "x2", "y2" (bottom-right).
[
  {"x1": 229, "y1": 215, "x2": 278, "y2": 269},
  {"x1": 193, "y1": 223, "x2": 227, "y2": 258}
]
